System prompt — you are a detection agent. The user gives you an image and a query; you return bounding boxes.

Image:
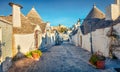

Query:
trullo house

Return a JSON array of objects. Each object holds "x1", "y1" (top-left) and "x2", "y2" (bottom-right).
[
  {"x1": 71, "y1": 0, "x2": 120, "y2": 59},
  {"x1": 0, "y1": 2, "x2": 49, "y2": 57}
]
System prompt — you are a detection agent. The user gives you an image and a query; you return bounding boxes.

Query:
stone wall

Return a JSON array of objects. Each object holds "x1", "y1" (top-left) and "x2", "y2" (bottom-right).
[
  {"x1": 46, "y1": 32, "x2": 55, "y2": 46},
  {"x1": 14, "y1": 34, "x2": 36, "y2": 54},
  {"x1": 71, "y1": 34, "x2": 79, "y2": 46},
  {"x1": 92, "y1": 28, "x2": 110, "y2": 56},
  {"x1": 71, "y1": 23, "x2": 120, "y2": 58},
  {"x1": 81, "y1": 34, "x2": 91, "y2": 52},
  {"x1": 79, "y1": 28, "x2": 110, "y2": 57},
  {"x1": 0, "y1": 21, "x2": 12, "y2": 62}
]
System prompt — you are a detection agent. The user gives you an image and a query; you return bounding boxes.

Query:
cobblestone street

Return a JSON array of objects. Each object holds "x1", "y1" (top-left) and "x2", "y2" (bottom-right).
[{"x1": 8, "y1": 42, "x2": 117, "y2": 72}]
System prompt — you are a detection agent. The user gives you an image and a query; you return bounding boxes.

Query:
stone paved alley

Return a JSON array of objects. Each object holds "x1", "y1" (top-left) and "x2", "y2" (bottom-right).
[{"x1": 8, "y1": 42, "x2": 118, "y2": 72}]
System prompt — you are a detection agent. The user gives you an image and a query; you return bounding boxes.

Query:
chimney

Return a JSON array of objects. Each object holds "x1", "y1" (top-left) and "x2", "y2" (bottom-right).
[
  {"x1": 106, "y1": 0, "x2": 120, "y2": 20},
  {"x1": 9, "y1": 2, "x2": 23, "y2": 27},
  {"x1": 115, "y1": 0, "x2": 120, "y2": 5}
]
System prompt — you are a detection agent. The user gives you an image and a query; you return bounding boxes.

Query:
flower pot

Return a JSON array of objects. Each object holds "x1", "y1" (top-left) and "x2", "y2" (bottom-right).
[
  {"x1": 96, "y1": 61, "x2": 105, "y2": 69},
  {"x1": 32, "y1": 52, "x2": 40, "y2": 61}
]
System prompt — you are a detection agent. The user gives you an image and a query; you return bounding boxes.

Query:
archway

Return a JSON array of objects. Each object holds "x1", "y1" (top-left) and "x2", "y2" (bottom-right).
[{"x1": 34, "y1": 30, "x2": 41, "y2": 49}]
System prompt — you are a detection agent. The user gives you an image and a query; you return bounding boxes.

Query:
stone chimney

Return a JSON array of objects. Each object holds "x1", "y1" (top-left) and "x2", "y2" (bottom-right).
[
  {"x1": 115, "y1": 0, "x2": 120, "y2": 5},
  {"x1": 9, "y1": 2, "x2": 23, "y2": 27},
  {"x1": 106, "y1": 0, "x2": 120, "y2": 20}
]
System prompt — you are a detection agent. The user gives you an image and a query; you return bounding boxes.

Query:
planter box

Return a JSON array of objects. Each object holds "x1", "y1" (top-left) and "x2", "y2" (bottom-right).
[
  {"x1": 89, "y1": 60, "x2": 105, "y2": 69},
  {"x1": 32, "y1": 52, "x2": 40, "y2": 61},
  {"x1": 96, "y1": 61, "x2": 105, "y2": 69}
]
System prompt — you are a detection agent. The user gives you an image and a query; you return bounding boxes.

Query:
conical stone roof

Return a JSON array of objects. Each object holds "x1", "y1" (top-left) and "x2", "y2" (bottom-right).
[
  {"x1": 86, "y1": 5, "x2": 105, "y2": 19},
  {"x1": 27, "y1": 7, "x2": 43, "y2": 24},
  {"x1": 81, "y1": 5, "x2": 106, "y2": 34},
  {"x1": 27, "y1": 7, "x2": 47, "y2": 33}
]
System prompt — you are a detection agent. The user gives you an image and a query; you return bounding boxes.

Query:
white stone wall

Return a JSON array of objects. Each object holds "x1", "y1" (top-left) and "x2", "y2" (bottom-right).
[
  {"x1": 72, "y1": 24, "x2": 120, "y2": 57},
  {"x1": 51, "y1": 33, "x2": 55, "y2": 45},
  {"x1": 0, "y1": 21, "x2": 12, "y2": 62},
  {"x1": 71, "y1": 34, "x2": 78, "y2": 46},
  {"x1": 46, "y1": 32, "x2": 55, "y2": 46},
  {"x1": 14, "y1": 34, "x2": 35, "y2": 54},
  {"x1": 70, "y1": 27, "x2": 111, "y2": 57},
  {"x1": 92, "y1": 29, "x2": 110, "y2": 56},
  {"x1": 82, "y1": 34, "x2": 91, "y2": 52},
  {"x1": 46, "y1": 32, "x2": 51, "y2": 45},
  {"x1": 78, "y1": 28, "x2": 82, "y2": 47},
  {"x1": 79, "y1": 28, "x2": 111, "y2": 57}
]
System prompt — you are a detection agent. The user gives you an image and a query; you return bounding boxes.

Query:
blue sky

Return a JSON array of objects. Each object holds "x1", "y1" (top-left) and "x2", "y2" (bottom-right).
[{"x1": 0, "y1": 0, "x2": 114, "y2": 27}]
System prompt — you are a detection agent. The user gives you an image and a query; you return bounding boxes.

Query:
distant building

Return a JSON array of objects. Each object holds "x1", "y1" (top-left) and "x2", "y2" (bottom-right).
[{"x1": 70, "y1": 18, "x2": 81, "y2": 46}]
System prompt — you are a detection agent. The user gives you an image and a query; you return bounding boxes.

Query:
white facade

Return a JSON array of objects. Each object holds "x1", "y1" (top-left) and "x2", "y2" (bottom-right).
[
  {"x1": 14, "y1": 34, "x2": 35, "y2": 54},
  {"x1": 46, "y1": 31, "x2": 55, "y2": 46},
  {"x1": 0, "y1": 19, "x2": 12, "y2": 62},
  {"x1": 81, "y1": 34, "x2": 91, "y2": 52},
  {"x1": 71, "y1": 23, "x2": 120, "y2": 57},
  {"x1": 70, "y1": 0, "x2": 120, "y2": 58}
]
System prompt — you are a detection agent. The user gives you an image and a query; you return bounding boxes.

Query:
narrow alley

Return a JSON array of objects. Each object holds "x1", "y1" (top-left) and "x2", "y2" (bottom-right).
[{"x1": 8, "y1": 42, "x2": 117, "y2": 72}]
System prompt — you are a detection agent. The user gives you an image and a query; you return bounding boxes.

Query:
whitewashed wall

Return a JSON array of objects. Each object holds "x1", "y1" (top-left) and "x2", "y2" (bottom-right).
[
  {"x1": 71, "y1": 34, "x2": 79, "y2": 46},
  {"x1": 0, "y1": 21, "x2": 12, "y2": 62},
  {"x1": 70, "y1": 23, "x2": 120, "y2": 58},
  {"x1": 46, "y1": 32, "x2": 55, "y2": 46},
  {"x1": 78, "y1": 28, "x2": 82, "y2": 47},
  {"x1": 70, "y1": 27, "x2": 110, "y2": 57},
  {"x1": 79, "y1": 24, "x2": 120, "y2": 57},
  {"x1": 71, "y1": 28, "x2": 84, "y2": 47},
  {"x1": 82, "y1": 34, "x2": 91, "y2": 52},
  {"x1": 92, "y1": 29, "x2": 110, "y2": 56},
  {"x1": 14, "y1": 34, "x2": 35, "y2": 54},
  {"x1": 51, "y1": 33, "x2": 55, "y2": 45}
]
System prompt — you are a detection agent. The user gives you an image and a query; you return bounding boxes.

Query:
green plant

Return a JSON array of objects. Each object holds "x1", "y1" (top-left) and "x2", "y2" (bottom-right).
[
  {"x1": 25, "y1": 50, "x2": 42, "y2": 58},
  {"x1": 32, "y1": 50, "x2": 42, "y2": 56},
  {"x1": 89, "y1": 52, "x2": 106, "y2": 66},
  {"x1": 26, "y1": 51, "x2": 32, "y2": 58},
  {"x1": 107, "y1": 26, "x2": 120, "y2": 58},
  {"x1": 89, "y1": 54, "x2": 98, "y2": 65}
]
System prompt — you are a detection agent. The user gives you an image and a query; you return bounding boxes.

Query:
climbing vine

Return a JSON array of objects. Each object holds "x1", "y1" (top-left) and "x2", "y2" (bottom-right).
[{"x1": 107, "y1": 26, "x2": 120, "y2": 59}]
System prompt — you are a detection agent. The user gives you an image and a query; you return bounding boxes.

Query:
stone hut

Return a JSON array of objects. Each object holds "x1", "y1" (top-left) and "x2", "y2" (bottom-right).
[{"x1": 0, "y1": 2, "x2": 48, "y2": 56}]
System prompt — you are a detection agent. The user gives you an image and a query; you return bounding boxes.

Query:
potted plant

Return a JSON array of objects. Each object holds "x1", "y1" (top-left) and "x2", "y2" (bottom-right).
[
  {"x1": 32, "y1": 50, "x2": 42, "y2": 60},
  {"x1": 89, "y1": 53, "x2": 98, "y2": 66},
  {"x1": 89, "y1": 51, "x2": 106, "y2": 69},
  {"x1": 96, "y1": 54, "x2": 106, "y2": 69},
  {"x1": 26, "y1": 49, "x2": 42, "y2": 61}
]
